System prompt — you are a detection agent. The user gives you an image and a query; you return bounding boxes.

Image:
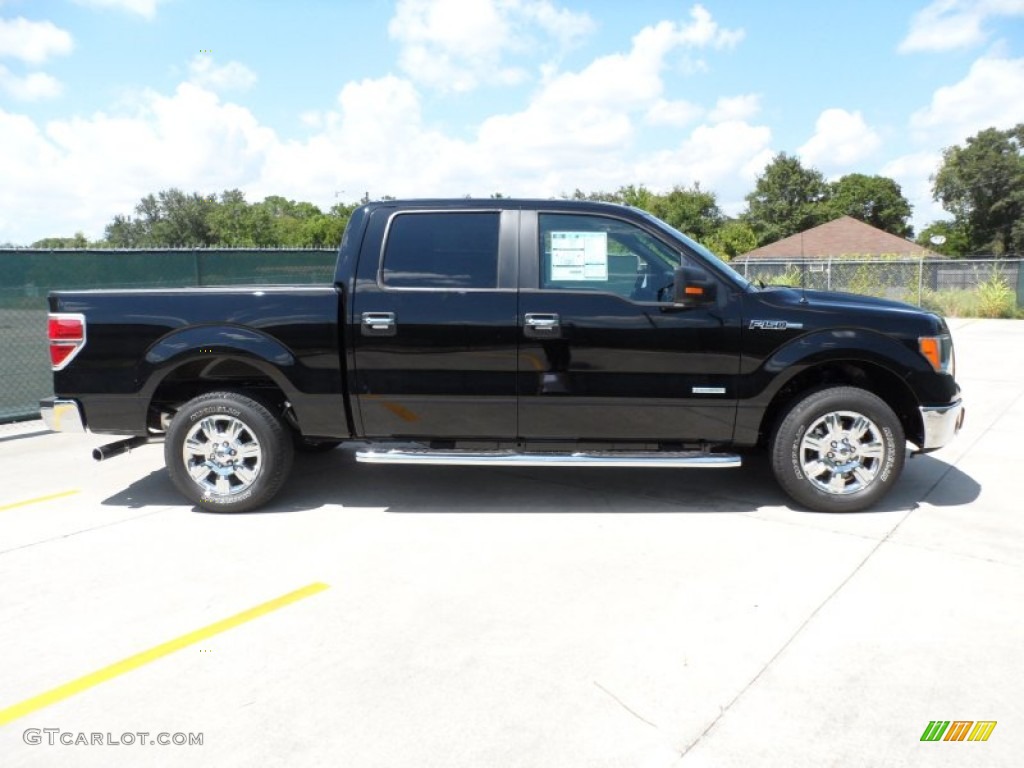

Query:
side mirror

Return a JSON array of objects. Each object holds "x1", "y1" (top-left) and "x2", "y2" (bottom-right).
[{"x1": 672, "y1": 266, "x2": 717, "y2": 307}]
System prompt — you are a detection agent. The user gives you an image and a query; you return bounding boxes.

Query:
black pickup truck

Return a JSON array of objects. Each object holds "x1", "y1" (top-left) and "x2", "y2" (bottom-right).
[{"x1": 41, "y1": 199, "x2": 963, "y2": 513}]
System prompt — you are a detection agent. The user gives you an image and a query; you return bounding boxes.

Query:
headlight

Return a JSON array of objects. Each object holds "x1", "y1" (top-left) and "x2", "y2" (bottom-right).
[{"x1": 919, "y1": 335, "x2": 953, "y2": 374}]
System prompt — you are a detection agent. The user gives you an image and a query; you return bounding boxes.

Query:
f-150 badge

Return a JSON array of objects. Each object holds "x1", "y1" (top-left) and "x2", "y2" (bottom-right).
[{"x1": 749, "y1": 320, "x2": 803, "y2": 330}]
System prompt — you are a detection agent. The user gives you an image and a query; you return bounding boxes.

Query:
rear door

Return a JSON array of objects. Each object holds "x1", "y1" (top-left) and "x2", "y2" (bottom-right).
[
  {"x1": 517, "y1": 209, "x2": 742, "y2": 442},
  {"x1": 350, "y1": 206, "x2": 520, "y2": 439}
]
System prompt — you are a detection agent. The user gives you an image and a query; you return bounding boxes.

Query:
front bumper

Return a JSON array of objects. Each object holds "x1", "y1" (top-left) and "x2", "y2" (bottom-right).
[
  {"x1": 919, "y1": 399, "x2": 964, "y2": 451},
  {"x1": 40, "y1": 397, "x2": 86, "y2": 433}
]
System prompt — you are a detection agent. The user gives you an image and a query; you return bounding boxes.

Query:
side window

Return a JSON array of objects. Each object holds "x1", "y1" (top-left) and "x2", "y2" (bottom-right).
[
  {"x1": 382, "y1": 212, "x2": 499, "y2": 289},
  {"x1": 539, "y1": 213, "x2": 682, "y2": 302}
]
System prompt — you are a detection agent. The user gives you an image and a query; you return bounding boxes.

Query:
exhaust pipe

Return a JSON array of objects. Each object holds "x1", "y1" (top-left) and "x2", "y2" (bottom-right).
[{"x1": 93, "y1": 436, "x2": 150, "y2": 461}]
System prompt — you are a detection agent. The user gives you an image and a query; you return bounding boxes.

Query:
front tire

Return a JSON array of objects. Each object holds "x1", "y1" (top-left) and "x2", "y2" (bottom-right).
[
  {"x1": 771, "y1": 386, "x2": 904, "y2": 513},
  {"x1": 165, "y1": 391, "x2": 294, "y2": 513}
]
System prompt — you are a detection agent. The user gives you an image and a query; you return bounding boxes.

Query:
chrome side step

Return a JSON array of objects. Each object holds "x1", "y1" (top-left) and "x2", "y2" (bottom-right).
[{"x1": 355, "y1": 449, "x2": 741, "y2": 469}]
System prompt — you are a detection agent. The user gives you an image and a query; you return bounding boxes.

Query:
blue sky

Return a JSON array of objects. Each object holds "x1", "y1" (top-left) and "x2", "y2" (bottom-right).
[{"x1": 1, "y1": 0, "x2": 1023, "y2": 244}]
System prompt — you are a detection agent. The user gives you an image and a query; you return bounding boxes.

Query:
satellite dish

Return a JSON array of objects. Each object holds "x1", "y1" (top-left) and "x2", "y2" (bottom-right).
[{"x1": 929, "y1": 235, "x2": 947, "y2": 245}]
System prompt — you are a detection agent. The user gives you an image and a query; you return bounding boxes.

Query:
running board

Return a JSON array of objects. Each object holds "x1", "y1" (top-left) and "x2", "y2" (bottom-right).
[{"x1": 355, "y1": 449, "x2": 741, "y2": 469}]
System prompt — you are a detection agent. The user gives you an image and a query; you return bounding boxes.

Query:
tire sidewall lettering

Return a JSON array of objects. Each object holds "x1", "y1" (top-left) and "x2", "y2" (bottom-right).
[
  {"x1": 879, "y1": 425, "x2": 896, "y2": 481},
  {"x1": 189, "y1": 405, "x2": 242, "y2": 422},
  {"x1": 790, "y1": 423, "x2": 807, "y2": 480}
]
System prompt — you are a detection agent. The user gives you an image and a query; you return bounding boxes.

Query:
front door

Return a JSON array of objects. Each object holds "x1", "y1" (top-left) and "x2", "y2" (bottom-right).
[{"x1": 517, "y1": 210, "x2": 742, "y2": 442}]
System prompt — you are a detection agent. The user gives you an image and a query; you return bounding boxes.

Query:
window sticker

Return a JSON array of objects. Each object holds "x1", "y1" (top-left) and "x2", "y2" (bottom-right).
[{"x1": 550, "y1": 231, "x2": 608, "y2": 281}]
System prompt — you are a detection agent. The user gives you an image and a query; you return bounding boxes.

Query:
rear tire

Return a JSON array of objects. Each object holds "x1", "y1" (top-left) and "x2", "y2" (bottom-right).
[
  {"x1": 770, "y1": 386, "x2": 904, "y2": 513},
  {"x1": 165, "y1": 391, "x2": 294, "y2": 513}
]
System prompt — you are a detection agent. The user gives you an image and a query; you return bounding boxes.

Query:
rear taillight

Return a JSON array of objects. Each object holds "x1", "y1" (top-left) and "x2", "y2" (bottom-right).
[{"x1": 48, "y1": 313, "x2": 86, "y2": 370}]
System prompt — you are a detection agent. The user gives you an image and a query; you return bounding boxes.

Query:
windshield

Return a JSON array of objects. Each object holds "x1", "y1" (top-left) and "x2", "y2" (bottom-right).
[{"x1": 637, "y1": 210, "x2": 753, "y2": 291}]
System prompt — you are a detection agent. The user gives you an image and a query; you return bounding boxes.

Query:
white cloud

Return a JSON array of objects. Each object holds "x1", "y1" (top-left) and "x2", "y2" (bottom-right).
[
  {"x1": 477, "y1": 5, "x2": 745, "y2": 147},
  {"x1": 0, "y1": 65, "x2": 62, "y2": 100},
  {"x1": 636, "y1": 121, "x2": 774, "y2": 214},
  {"x1": 645, "y1": 99, "x2": 703, "y2": 127},
  {"x1": 0, "y1": 84, "x2": 276, "y2": 242},
  {"x1": 675, "y1": 4, "x2": 745, "y2": 49},
  {"x1": 388, "y1": 0, "x2": 595, "y2": 91},
  {"x1": 798, "y1": 108, "x2": 881, "y2": 169},
  {"x1": 881, "y1": 151, "x2": 946, "y2": 229},
  {"x1": 899, "y1": 0, "x2": 1024, "y2": 53},
  {"x1": 0, "y1": 5, "x2": 757, "y2": 243},
  {"x1": 73, "y1": 0, "x2": 164, "y2": 18},
  {"x1": 188, "y1": 55, "x2": 258, "y2": 92},
  {"x1": 910, "y1": 55, "x2": 1024, "y2": 142},
  {"x1": 0, "y1": 17, "x2": 73, "y2": 63},
  {"x1": 709, "y1": 93, "x2": 760, "y2": 123}
]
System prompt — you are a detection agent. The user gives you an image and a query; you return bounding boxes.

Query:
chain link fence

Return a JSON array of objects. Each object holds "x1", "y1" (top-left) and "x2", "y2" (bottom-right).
[
  {"x1": 0, "y1": 249, "x2": 335, "y2": 423},
  {"x1": 736, "y1": 257, "x2": 1024, "y2": 315}
]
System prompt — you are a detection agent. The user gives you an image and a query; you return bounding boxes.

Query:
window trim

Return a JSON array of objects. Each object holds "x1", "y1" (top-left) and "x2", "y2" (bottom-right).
[{"x1": 376, "y1": 208, "x2": 513, "y2": 293}]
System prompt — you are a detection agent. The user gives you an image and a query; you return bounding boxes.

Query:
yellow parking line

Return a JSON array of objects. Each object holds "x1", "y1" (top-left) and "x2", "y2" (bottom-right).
[
  {"x1": 0, "y1": 582, "x2": 330, "y2": 726},
  {"x1": 0, "y1": 490, "x2": 80, "y2": 512}
]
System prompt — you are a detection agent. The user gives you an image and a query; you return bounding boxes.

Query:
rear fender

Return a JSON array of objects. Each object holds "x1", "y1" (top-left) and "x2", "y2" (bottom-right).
[{"x1": 141, "y1": 325, "x2": 299, "y2": 413}]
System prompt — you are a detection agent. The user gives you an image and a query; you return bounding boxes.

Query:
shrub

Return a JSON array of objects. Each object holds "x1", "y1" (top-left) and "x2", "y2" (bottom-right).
[{"x1": 976, "y1": 270, "x2": 1016, "y2": 318}]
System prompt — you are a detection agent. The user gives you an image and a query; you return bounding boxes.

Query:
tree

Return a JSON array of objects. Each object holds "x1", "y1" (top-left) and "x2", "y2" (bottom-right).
[
  {"x1": 742, "y1": 153, "x2": 830, "y2": 246},
  {"x1": 915, "y1": 220, "x2": 970, "y2": 257},
  {"x1": 104, "y1": 188, "x2": 216, "y2": 247},
  {"x1": 209, "y1": 189, "x2": 258, "y2": 246},
  {"x1": 827, "y1": 174, "x2": 913, "y2": 238},
  {"x1": 31, "y1": 231, "x2": 90, "y2": 249},
  {"x1": 703, "y1": 220, "x2": 757, "y2": 260},
  {"x1": 932, "y1": 124, "x2": 1024, "y2": 255},
  {"x1": 647, "y1": 183, "x2": 724, "y2": 242}
]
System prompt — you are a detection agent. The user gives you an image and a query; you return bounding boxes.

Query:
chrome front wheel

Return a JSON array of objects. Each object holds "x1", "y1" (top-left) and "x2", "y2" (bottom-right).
[
  {"x1": 771, "y1": 387, "x2": 905, "y2": 513},
  {"x1": 799, "y1": 411, "x2": 886, "y2": 495}
]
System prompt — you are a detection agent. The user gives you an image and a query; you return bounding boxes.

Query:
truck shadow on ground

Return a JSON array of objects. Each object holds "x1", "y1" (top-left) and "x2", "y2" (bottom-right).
[{"x1": 102, "y1": 448, "x2": 981, "y2": 516}]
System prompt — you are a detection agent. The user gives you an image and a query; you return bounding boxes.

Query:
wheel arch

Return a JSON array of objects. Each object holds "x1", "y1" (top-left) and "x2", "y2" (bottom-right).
[
  {"x1": 138, "y1": 324, "x2": 306, "y2": 427},
  {"x1": 758, "y1": 360, "x2": 923, "y2": 449}
]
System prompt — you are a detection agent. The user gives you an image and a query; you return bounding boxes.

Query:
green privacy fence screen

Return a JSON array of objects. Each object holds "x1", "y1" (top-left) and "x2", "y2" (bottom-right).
[{"x1": 0, "y1": 248, "x2": 336, "y2": 423}]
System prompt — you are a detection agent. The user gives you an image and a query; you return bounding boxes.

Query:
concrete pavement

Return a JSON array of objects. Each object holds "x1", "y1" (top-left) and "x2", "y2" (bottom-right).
[{"x1": 0, "y1": 318, "x2": 1020, "y2": 767}]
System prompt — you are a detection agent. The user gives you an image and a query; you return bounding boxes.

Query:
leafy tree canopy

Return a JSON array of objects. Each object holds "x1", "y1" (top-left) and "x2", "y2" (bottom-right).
[
  {"x1": 827, "y1": 173, "x2": 913, "y2": 238},
  {"x1": 932, "y1": 123, "x2": 1024, "y2": 255},
  {"x1": 742, "y1": 153, "x2": 831, "y2": 246},
  {"x1": 915, "y1": 220, "x2": 970, "y2": 257},
  {"x1": 31, "y1": 231, "x2": 90, "y2": 249}
]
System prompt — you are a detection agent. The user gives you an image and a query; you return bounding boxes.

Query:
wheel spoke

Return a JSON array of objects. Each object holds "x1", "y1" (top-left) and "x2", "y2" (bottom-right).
[
  {"x1": 849, "y1": 416, "x2": 871, "y2": 441},
  {"x1": 215, "y1": 475, "x2": 231, "y2": 495},
  {"x1": 184, "y1": 437, "x2": 206, "y2": 456},
  {"x1": 802, "y1": 459, "x2": 830, "y2": 478},
  {"x1": 233, "y1": 465, "x2": 257, "y2": 485},
  {"x1": 188, "y1": 461, "x2": 211, "y2": 483},
  {"x1": 852, "y1": 465, "x2": 874, "y2": 488},
  {"x1": 859, "y1": 440, "x2": 885, "y2": 459},
  {"x1": 828, "y1": 472, "x2": 848, "y2": 493},
  {"x1": 823, "y1": 412, "x2": 842, "y2": 439},
  {"x1": 237, "y1": 441, "x2": 261, "y2": 459},
  {"x1": 199, "y1": 417, "x2": 220, "y2": 441},
  {"x1": 226, "y1": 419, "x2": 244, "y2": 442},
  {"x1": 802, "y1": 435, "x2": 825, "y2": 454}
]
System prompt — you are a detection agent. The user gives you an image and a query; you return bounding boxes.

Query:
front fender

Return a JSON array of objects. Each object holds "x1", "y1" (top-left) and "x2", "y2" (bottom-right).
[{"x1": 742, "y1": 327, "x2": 932, "y2": 405}]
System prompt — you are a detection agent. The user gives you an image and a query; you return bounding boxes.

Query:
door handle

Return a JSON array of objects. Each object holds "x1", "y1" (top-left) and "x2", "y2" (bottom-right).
[
  {"x1": 524, "y1": 313, "x2": 561, "y2": 338},
  {"x1": 361, "y1": 311, "x2": 397, "y2": 337}
]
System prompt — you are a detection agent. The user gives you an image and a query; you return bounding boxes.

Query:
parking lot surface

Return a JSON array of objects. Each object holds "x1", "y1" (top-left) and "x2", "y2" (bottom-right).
[{"x1": 1, "y1": 318, "x2": 1021, "y2": 767}]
